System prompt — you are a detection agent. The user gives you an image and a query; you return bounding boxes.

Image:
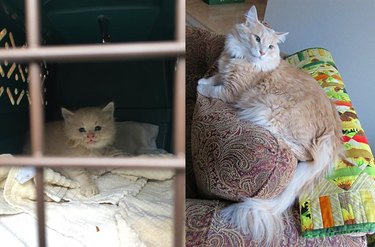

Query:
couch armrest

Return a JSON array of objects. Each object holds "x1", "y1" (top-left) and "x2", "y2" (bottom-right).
[{"x1": 186, "y1": 27, "x2": 225, "y2": 198}]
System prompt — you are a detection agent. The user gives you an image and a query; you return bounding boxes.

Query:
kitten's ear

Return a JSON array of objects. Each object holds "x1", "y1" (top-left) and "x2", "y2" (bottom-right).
[
  {"x1": 61, "y1": 107, "x2": 75, "y2": 121},
  {"x1": 102, "y1": 101, "x2": 115, "y2": 118},
  {"x1": 276, "y1": 32, "x2": 289, "y2": 43},
  {"x1": 245, "y1": 6, "x2": 259, "y2": 25}
]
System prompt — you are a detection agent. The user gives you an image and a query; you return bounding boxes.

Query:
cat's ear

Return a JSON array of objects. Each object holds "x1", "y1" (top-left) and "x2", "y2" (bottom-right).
[
  {"x1": 61, "y1": 107, "x2": 75, "y2": 121},
  {"x1": 245, "y1": 6, "x2": 259, "y2": 25},
  {"x1": 102, "y1": 101, "x2": 115, "y2": 118},
  {"x1": 276, "y1": 32, "x2": 289, "y2": 43}
]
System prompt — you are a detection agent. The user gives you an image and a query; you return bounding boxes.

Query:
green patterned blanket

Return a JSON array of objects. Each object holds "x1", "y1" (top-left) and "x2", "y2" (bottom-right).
[{"x1": 286, "y1": 48, "x2": 375, "y2": 238}]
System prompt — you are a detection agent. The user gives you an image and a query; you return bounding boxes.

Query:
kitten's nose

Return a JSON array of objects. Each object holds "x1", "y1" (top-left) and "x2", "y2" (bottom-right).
[
  {"x1": 260, "y1": 50, "x2": 266, "y2": 56},
  {"x1": 87, "y1": 132, "x2": 95, "y2": 138}
]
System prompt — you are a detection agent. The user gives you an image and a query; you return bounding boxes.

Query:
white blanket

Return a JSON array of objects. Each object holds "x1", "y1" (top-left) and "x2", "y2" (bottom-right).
[{"x1": 0, "y1": 154, "x2": 175, "y2": 247}]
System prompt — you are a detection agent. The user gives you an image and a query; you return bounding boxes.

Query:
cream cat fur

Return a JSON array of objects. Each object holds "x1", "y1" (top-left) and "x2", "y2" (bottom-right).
[
  {"x1": 198, "y1": 6, "x2": 342, "y2": 245},
  {"x1": 44, "y1": 102, "x2": 116, "y2": 197}
]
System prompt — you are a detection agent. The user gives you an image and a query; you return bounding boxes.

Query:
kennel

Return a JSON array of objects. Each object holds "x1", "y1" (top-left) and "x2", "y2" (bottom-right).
[{"x1": 0, "y1": 0, "x2": 185, "y2": 246}]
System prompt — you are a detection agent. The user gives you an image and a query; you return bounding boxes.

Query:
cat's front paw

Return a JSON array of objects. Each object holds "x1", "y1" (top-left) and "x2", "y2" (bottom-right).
[
  {"x1": 197, "y1": 84, "x2": 211, "y2": 97},
  {"x1": 198, "y1": 76, "x2": 218, "y2": 85},
  {"x1": 197, "y1": 84, "x2": 224, "y2": 99},
  {"x1": 80, "y1": 184, "x2": 99, "y2": 197},
  {"x1": 198, "y1": 78, "x2": 210, "y2": 85}
]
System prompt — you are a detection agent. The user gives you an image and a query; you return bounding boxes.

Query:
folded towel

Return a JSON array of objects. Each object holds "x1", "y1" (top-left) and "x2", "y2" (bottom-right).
[
  {"x1": 0, "y1": 152, "x2": 174, "y2": 246},
  {"x1": 117, "y1": 180, "x2": 174, "y2": 247}
]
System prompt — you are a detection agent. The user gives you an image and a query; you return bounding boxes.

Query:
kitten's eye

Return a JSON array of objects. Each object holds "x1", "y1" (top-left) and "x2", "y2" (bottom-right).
[
  {"x1": 269, "y1": 45, "x2": 274, "y2": 49},
  {"x1": 78, "y1": 127, "x2": 86, "y2": 133},
  {"x1": 94, "y1": 126, "x2": 102, "y2": 131},
  {"x1": 255, "y1": 35, "x2": 261, "y2": 43}
]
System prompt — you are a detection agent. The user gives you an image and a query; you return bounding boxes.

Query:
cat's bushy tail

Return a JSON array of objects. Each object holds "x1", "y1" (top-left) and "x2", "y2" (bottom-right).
[{"x1": 221, "y1": 131, "x2": 342, "y2": 246}]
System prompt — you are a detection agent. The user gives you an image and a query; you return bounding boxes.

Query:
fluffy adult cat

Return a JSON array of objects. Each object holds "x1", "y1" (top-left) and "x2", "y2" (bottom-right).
[
  {"x1": 197, "y1": 6, "x2": 342, "y2": 245},
  {"x1": 44, "y1": 102, "x2": 116, "y2": 197}
]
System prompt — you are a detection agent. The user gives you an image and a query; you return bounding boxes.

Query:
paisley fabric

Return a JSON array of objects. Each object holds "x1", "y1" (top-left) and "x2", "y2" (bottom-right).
[
  {"x1": 286, "y1": 48, "x2": 375, "y2": 238},
  {"x1": 185, "y1": 199, "x2": 368, "y2": 247},
  {"x1": 191, "y1": 93, "x2": 298, "y2": 201},
  {"x1": 186, "y1": 26, "x2": 225, "y2": 199}
]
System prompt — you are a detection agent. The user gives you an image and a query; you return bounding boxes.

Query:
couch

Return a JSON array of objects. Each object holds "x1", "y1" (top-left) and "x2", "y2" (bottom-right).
[{"x1": 185, "y1": 26, "x2": 371, "y2": 246}]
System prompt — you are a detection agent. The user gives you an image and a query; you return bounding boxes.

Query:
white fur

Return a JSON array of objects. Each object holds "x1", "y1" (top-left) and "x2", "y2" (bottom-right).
[
  {"x1": 198, "y1": 75, "x2": 219, "y2": 86},
  {"x1": 238, "y1": 104, "x2": 275, "y2": 132},
  {"x1": 197, "y1": 83, "x2": 226, "y2": 99}
]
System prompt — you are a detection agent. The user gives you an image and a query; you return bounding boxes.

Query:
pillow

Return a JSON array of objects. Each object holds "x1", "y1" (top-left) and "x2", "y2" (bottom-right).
[
  {"x1": 191, "y1": 94, "x2": 298, "y2": 201},
  {"x1": 185, "y1": 199, "x2": 368, "y2": 246},
  {"x1": 186, "y1": 26, "x2": 226, "y2": 199},
  {"x1": 114, "y1": 121, "x2": 159, "y2": 155}
]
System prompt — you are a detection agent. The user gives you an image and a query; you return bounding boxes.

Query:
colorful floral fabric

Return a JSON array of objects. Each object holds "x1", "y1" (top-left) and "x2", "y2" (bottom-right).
[{"x1": 286, "y1": 48, "x2": 375, "y2": 238}]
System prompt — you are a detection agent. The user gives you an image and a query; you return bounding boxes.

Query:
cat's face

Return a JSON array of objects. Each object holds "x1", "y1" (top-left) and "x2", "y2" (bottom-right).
[
  {"x1": 61, "y1": 102, "x2": 116, "y2": 150},
  {"x1": 226, "y1": 6, "x2": 288, "y2": 71}
]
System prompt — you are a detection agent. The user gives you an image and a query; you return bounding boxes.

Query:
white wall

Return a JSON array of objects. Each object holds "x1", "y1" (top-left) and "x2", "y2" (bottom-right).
[{"x1": 265, "y1": 0, "x2": 375, "y2": 151}]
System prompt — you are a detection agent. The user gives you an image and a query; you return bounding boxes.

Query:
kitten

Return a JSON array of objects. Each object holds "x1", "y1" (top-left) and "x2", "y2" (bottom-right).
[
  {"x1": 44, "y1": 102, "x2": 116, "y2": 197},
  {"x1": 198, "y1": 6, "x2": 342, "y2": 245}
]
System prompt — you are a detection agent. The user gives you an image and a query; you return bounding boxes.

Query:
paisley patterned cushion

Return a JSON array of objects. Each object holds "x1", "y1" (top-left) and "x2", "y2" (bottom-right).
[
  {"x1": 191, "y1": 93, "x2": 298, "y2": 201},
  {"x1": 186, "y1": 26, "x2": 226, "y2": 198},
  {"x1": 185, "y1": 199, "x2": 368, "y2": 247}
]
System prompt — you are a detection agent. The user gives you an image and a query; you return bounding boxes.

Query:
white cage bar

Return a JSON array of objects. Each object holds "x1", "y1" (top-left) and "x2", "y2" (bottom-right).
[{"x1": 0, "y1": 0, "x2": 186, "y2": 246}]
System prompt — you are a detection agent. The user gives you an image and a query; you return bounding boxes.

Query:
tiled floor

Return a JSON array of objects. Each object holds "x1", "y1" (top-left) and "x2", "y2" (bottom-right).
[{"x1": 186, "y1": 0, "x2": 267, "y2": 34}]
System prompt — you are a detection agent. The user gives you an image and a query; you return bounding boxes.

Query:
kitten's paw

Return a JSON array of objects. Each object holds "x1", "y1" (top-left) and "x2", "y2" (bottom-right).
[{"x1": 80, "y1": 184, "x2": 99, "y2": 197}]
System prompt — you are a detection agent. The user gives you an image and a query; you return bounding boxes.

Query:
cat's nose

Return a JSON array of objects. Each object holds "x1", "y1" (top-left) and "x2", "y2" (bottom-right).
[{"x1": 260, "y1": 50, "x2": 266, "y2": 56}]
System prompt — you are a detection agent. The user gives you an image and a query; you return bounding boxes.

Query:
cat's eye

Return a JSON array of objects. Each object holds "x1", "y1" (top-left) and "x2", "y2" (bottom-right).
[
  {"x1": 269, "y1": 45, "x2": 274, "y2": 49},
  {"x1": 78, "y1": 127, "x2": 86, "y2": 133},
  {"x1": 255, "y1": 35, "x2": 261, "y2": 43},
  {"x1": 95, "y1": 126, "x2": 102, "y2": 131}
]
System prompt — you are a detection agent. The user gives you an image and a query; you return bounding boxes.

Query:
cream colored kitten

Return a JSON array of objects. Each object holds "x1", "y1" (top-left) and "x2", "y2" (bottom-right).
[
  {"x1": 44, "y1": 102, "x2": 116, "y2": 197},
  {"x1": 198, "y1": 6, "x2": 342, "y2": 245}
]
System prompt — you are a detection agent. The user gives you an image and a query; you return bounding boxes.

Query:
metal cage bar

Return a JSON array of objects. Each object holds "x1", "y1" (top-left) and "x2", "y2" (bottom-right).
[
  {"x1": 0, "y1": 156, "x2": 185, "y2": 168},
  {"x1": 0, "y1": 42, "x2": 185, "y2": 62},
  {"x1": 25, "y1": 0, "x2": 46, "y2": 245},
  {"x1": 0, "y1": 0, "x2": 186, "y2": 246}
]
